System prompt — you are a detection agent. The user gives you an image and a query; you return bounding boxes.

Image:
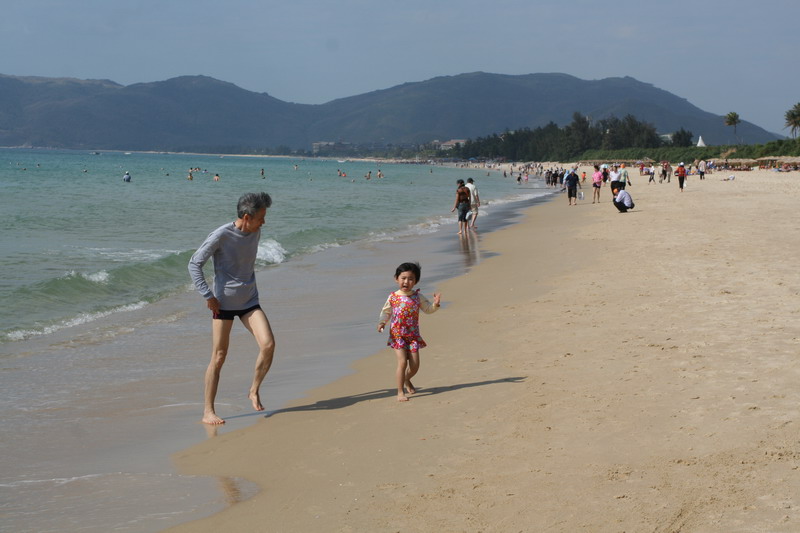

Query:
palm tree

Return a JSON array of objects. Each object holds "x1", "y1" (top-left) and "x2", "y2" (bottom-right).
[
  {"x1": 725, "y1": 112, "x2": 741, "y2": 143},
  {"x1": 785, "y1": 103, "x2": 800, "y2": 139}
]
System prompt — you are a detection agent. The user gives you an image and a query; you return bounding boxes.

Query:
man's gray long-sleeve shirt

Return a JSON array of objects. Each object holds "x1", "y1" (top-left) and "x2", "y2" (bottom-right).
[{"x1": 188, "y1": 222, "x2": 261, "y2": 310}]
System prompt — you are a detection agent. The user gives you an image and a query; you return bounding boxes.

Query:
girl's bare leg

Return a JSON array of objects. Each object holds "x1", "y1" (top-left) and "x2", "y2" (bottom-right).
[
  {"x1": 394, "y1": 348, "x2": 410, "y2": 401},
  {"x1": 405, "y1": 351, "x2": 420, "y2": 394}
]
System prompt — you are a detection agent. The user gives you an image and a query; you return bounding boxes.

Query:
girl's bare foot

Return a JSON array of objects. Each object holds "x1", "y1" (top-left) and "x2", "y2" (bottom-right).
[
  {"x1": 202, "y1": 411, "x2": 225, "y2": 425},
  {"x1": 397, "y1": 394, "x2": 409, "y2": 402},
  {"x1": 249, "y1": 390, "x2": 264, "y2": 411},
  {"x1": 405, "y1": 380, "x2": 416, "y2": 395}
]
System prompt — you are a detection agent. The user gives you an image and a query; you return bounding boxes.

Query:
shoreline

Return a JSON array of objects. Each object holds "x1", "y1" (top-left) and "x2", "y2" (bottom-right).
[
  {"x1": 0, "y1": 160, "x2": 553, "y2": 533},
  {"x1": 169, "y1": 166, "x2": 800, "y2": 532}
]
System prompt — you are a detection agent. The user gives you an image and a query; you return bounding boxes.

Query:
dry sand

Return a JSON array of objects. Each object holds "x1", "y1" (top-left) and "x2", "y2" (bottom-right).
[{"x1": 169, "y1": 167, "x2": 800, "y2": 532}]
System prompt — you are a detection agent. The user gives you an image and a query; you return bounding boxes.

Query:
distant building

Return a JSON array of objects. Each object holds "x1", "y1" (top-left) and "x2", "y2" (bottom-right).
[
  {"x1": 439, "y1": 139, "x2": 467, "y2": 151},
  {"x1": 312, "y1": 141, "x2": 352, "y2": 155}
]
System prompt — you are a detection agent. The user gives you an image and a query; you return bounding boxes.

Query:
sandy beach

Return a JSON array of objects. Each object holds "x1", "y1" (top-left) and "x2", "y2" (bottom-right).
[{"x1": 169, "y1": 166, "x2": 800, "y2": 532}]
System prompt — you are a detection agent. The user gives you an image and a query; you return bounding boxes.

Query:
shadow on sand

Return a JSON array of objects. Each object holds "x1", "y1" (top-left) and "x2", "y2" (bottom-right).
[{"x1": 263, "y1": 375, "x2": 527, "y2": 418}]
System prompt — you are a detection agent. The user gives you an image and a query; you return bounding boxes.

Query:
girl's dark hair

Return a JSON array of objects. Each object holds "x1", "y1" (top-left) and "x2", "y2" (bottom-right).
[{"x1": 394, "y1": 262, "x2": 421, "y2": 281}]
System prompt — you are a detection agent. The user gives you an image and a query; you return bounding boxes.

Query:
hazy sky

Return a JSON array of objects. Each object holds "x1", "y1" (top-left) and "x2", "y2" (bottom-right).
[{"x1": 2, "y1": 0, "x2": 797, "y2": 135}]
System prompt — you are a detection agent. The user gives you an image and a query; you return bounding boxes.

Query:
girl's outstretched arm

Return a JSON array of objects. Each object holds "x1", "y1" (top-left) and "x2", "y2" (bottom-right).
[{"x1": 420, "y1": 292, "x2": 441, "y2": 314}]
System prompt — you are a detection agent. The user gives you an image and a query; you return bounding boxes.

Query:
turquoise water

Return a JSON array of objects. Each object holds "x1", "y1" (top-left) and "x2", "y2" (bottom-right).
[
  {"x1": 0, "y1": 148, "x2": 541, "y2": 343},
  {"x1": 0, "y1": 147, "x2": 552, "y2": 532}
]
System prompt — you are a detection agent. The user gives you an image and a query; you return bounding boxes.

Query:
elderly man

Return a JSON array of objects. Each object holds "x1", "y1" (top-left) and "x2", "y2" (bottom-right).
[{"x1": 189, "y1": 192, "x2": 276, "y2": 425}]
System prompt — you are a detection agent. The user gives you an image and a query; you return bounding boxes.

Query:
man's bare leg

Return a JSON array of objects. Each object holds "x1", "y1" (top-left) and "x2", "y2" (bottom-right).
[
  {"x1": 241, "y1": 309, "x2": 276, "y2": 412},
  {"x1": 203, "y1": 319, "x2": 234, "y2": 425}
]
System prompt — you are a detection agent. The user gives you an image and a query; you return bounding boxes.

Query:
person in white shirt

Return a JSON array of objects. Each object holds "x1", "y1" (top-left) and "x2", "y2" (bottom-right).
[
  {"x1": 609, "y1": 166, "x2": 622, "y2": 191},
  {"x1": 612, "y1": 187, "x2": 635, "y2": 213},
  {"x1": 465, "y1": 178, "x2": 481, "y2": 229}
]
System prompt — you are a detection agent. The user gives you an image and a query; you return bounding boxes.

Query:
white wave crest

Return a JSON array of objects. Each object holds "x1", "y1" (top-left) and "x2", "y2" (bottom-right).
[
  {"x1": 306, "y1": 242, "x2": 342, "y2": 254},
  {"x1": 366, "y1": 215, "x2": 448, "y2": 243},
  {"x1": 81, "y1": 270, "x2": 110, "y2": 283},
  {"x1": 86, "y1": 247, "x2": 179, "y2": 262},
  {"x1": 257, "y1": 238, "x2": 287, "y2": 264},
  {"x1": 4, "y1": 301, "x2": 148, "y2": 341},
  {"x1": 62, "y1": 270, "x2": 110, "y2": 284}
]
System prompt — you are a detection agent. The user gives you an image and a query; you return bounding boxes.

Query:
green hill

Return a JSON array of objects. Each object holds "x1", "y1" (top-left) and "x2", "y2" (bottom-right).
[{"x1": 0, "y1": 72, "x2": 781, "y2": 151}]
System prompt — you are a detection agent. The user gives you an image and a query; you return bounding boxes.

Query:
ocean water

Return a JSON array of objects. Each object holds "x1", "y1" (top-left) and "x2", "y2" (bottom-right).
[
  {"x1": 0, "y1": 147, "x2": 552, "y2": 532},
  {"x1": 1, "y1": 149, "x2": 543, "y2": 343}
]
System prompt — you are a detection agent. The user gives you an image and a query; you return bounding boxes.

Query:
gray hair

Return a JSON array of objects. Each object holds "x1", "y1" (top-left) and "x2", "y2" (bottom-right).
[{"x1": 237, "y1": 192, "x2": 272, "y2": 218}]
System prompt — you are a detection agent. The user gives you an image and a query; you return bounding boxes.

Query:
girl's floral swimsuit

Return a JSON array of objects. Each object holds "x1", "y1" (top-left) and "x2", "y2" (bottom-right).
[{"x1": 379, "y1": 289, "x2": 438, "y2": 352}]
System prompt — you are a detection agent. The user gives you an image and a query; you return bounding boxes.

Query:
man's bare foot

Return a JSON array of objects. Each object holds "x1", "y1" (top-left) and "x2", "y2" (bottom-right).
[
  {"x1": 405, "y1": 380, "x2": 416, "y2": 395},
  {"x1": 457, "y1": 231, "x2": 463, "y2": 235},
  {"x1": 202, "y1": 412, "x2": 225, "y2": 425},
  {"x1": 249, "y1": 390, "x2": 264, "y2": 411},
  {"x1": 397, "y1": 394, "x2": 409, "y2": 402}
]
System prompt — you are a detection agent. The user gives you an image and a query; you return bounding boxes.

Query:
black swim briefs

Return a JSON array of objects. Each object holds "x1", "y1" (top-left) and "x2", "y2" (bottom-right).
[{"x1": 213, "y1": 304, "x2": 262, "y2": 321}]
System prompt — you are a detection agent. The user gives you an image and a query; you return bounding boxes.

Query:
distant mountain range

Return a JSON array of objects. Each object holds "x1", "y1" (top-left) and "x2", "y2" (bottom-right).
[{"x1": 0, "y1": 72, "x2": 781, "y2": 152}]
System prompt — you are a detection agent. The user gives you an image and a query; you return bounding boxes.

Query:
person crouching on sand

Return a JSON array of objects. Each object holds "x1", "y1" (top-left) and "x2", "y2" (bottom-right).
[
  {"x1": 612, "y1": 187, "x2": 635, "y2": 213},
  {"x1": 377, "y1": 262, "x2": 441, "y2": 402}
]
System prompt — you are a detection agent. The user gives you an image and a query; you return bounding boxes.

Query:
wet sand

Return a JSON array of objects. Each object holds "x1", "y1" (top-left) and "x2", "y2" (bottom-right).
[{"x1": 169, "y1": 167, "x2": 800, "y2": 532}]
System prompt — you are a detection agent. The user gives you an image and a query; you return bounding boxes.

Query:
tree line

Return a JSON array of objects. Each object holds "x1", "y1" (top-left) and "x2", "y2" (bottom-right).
[
  {"x1": 447, "y1": 107, "x2": 800, "y2": 162},
  {"x1": 449, "y1": 112, "x2": 697, "y2": 162}
]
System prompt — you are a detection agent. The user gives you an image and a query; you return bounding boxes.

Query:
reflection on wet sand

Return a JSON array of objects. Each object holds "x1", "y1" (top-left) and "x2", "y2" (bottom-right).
[{"x1": 458, "y1": 230, "x2": 482, "y2": 267}]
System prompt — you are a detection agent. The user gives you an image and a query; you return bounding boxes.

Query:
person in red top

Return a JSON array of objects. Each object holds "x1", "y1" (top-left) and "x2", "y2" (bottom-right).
[
  {"x1": 451, "y1": 179, "x2": 472, "y2": 235},
  {"x1": 676, "y1": 162, "x2": 687, "y2": 191}
]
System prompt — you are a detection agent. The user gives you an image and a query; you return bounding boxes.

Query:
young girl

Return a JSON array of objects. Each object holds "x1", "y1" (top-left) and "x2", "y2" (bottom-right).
[{"x1": 377, "y1": 262, "x2": 441, "y2": 402}]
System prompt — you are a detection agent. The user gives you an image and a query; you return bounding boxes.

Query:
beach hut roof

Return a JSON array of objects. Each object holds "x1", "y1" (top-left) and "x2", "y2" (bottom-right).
[{"x1": 758, "y1": 156, "x2": 800, "y2": 163}]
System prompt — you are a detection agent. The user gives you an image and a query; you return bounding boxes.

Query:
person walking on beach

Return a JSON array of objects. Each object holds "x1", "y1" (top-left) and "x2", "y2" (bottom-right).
[
  {"x1": 676, "y1": 162, "x2": 687, "y2": 191},
  {"x1": 377, "y1": 262, "x2": 441, "y2": 402},
  {"x1": 591, "y1": 165, "x2": 603, "y2": 204},
  {"x1": 465, "y1": 178, "x2": 481, "y2": 228},
  {"x1": 451, "y1": 179, "x2": 471, "y2": 235},
  {"x1": 609, "y1": 165, "x2": 622, "y2": 191},
  {"x1": 619, "y1": 164, "x2": 630, "y2": 189},
  {"x1": 564, "y1": 168, "x2": 581, "y2": 206},
  {"x1": 188, "y1": 192, "x2": 276, "y2": 425}
]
